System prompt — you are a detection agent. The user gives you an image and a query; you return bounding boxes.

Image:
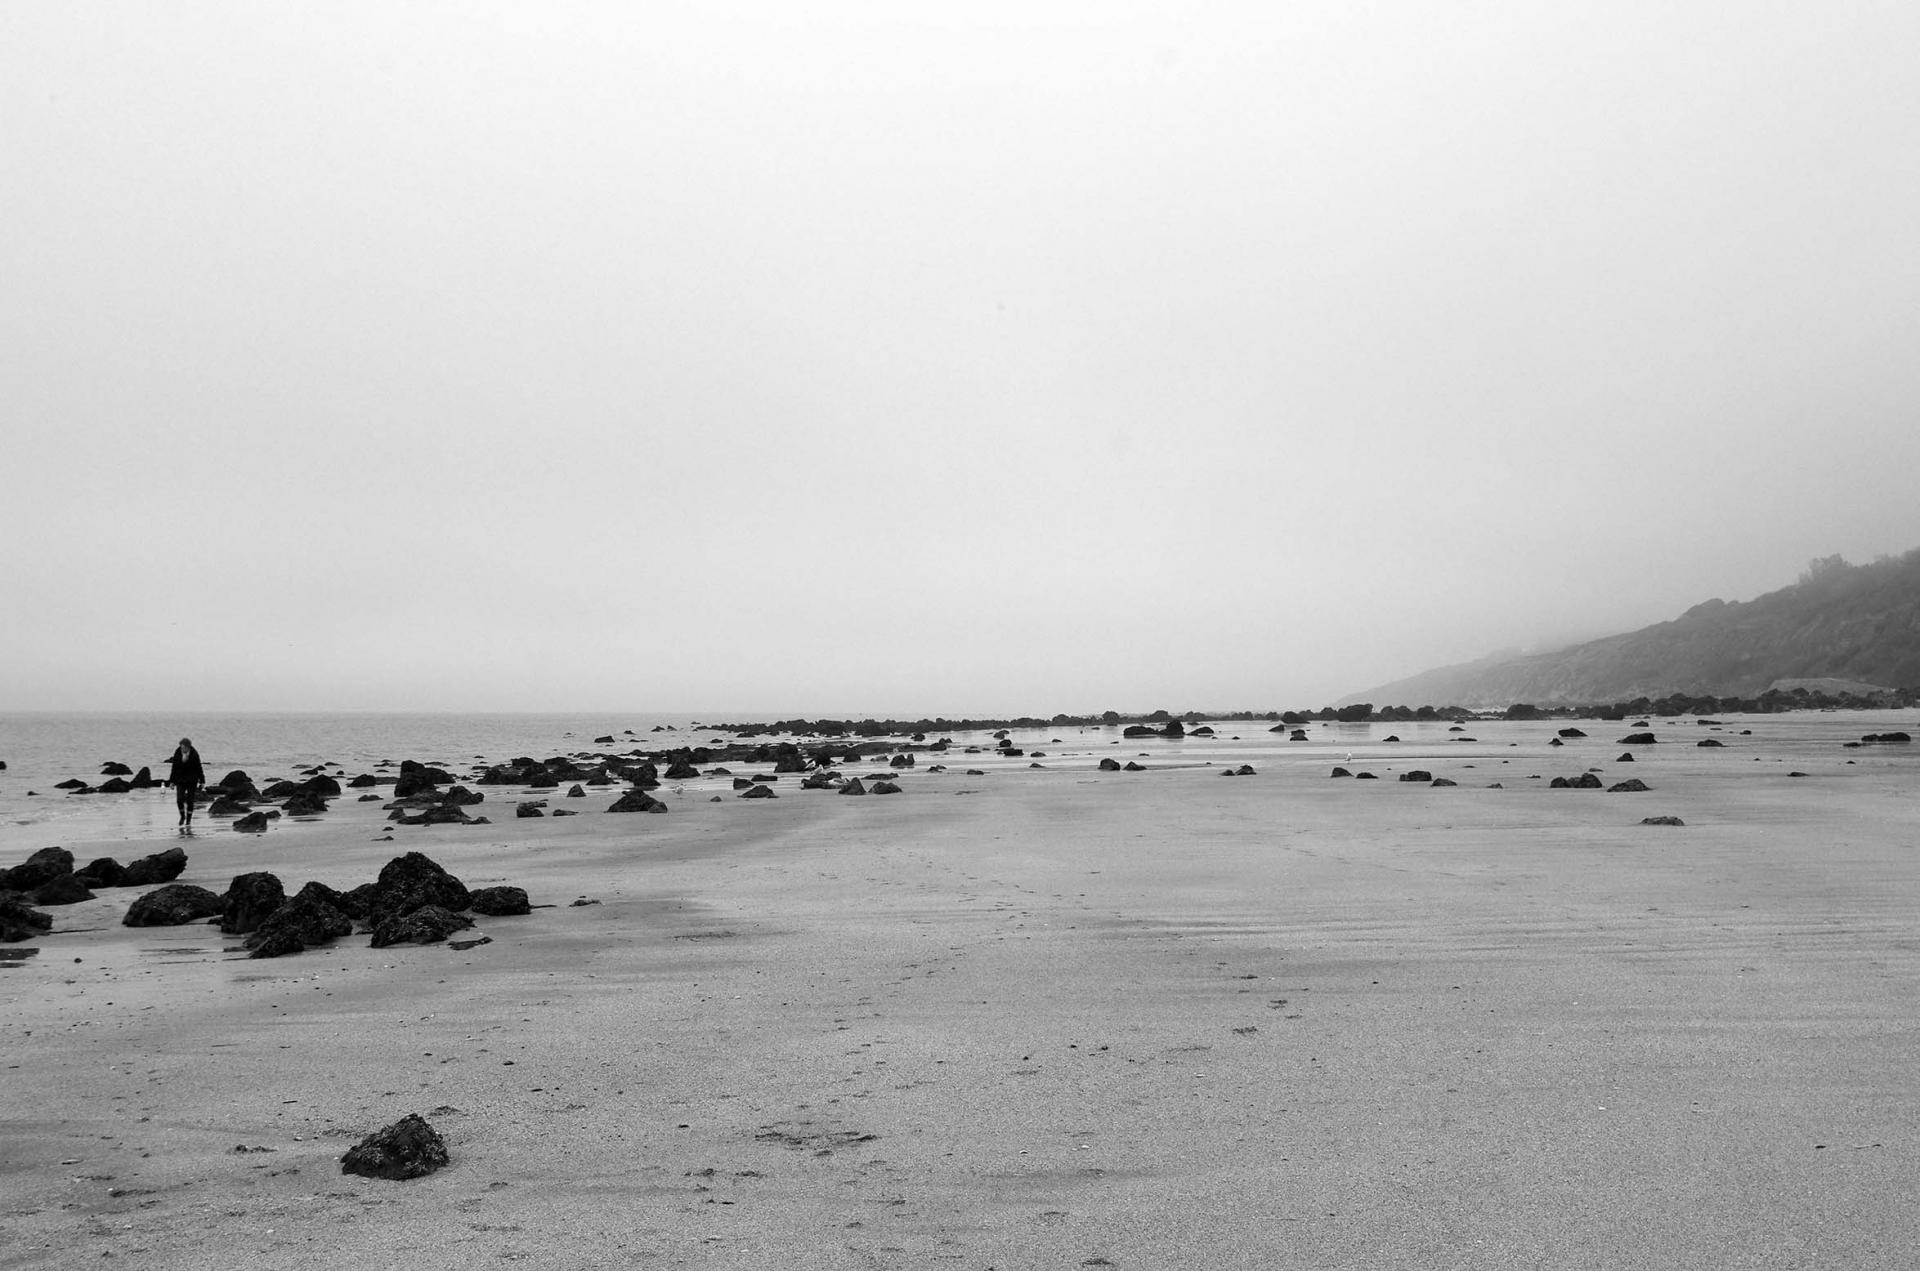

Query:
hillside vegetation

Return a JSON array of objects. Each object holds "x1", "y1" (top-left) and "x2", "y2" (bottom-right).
[{"x1": 1351, "y1": 550, "x2": 1920, "y2": 707}]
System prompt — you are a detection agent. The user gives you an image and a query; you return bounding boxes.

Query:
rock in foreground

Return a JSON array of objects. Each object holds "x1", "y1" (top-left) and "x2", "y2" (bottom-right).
[{"x1": 340, "y1": 1114, "x2": 450, "y2": 1180}]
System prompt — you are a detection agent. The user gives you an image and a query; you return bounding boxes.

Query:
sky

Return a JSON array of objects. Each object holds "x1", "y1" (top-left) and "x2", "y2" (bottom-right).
[{"x1": 5, "y1": 1, "x2": 1919, "y2": 716}]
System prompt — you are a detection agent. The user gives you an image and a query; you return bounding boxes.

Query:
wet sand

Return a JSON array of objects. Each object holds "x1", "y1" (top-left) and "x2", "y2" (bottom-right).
[{"x1": 4, "y1": 719, "x2": 1919, "y2": 1269}]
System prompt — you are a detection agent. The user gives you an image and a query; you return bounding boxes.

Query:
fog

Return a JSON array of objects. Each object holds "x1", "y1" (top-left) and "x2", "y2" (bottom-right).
[{"x1": 6, "y1": 2, "x2": 1918, "y2": 715}]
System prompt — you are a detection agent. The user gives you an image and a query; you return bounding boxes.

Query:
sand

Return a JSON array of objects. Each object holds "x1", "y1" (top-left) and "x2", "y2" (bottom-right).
[{"x1": 3, "y1": 719, "x2": 1918, "y2": 1269}]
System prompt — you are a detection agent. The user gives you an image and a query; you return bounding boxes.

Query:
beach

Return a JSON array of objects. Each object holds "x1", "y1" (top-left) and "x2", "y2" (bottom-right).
[{"x1": 3, "y1": 715, "x2": 1918, "y2": 1269}]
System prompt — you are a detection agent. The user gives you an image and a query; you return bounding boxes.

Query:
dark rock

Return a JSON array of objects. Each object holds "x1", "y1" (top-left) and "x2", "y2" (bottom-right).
[
  {"x1": 262, "y1": 780, "x2": 301, "y2": 799},
  {"x1": 244, "y1": 888, "x2": 355, "y2": 957},
  {"x1": 1861, "y1": 732, "x2": 1912, "y2": 744},
  {"x1": 1548, "y1": 737, "x2": 1564, "y2": 747},
  {"x1": 130, "y1": 766, "x2": 157, "y2": 788},
  {"x1": 220, "y1": 872, "x2": 287, "y2": 934},
  {"x1": 516, "y1": 802, "x2": 546, "y2": 818},
  {"x1": 1381, "y1": 735, "x2": 1400, "y2": 743},
  {"x1": 101, "y1": 762, "x2": 134, "y2": 776},
  {"x1": 1330, "y1": 766, "x2": 1352, "y2": 778},
  {"x1": 1355, "y1": 772, "x2": 1377, "y2": 780},
  {"x1": 469, "y1": 886, "x2": 530, "y2": 916},
  {"x1": 1398, "y1": 770, "x2": 1433, "y2": 783},
  {"x1": 54, "y1": 778, "x2": 89, "y2": 790},
  {"x1": 1557, "y1": 728, "x2": 1587, "y2": 738},
  {"x1": 299, "y1": 775, "x2": 344, "y2": 797},
  {"x1": 439, "y1": 786, "x2": 484, "y2": 807},
  {"x1": 31, "y1": 874, "x2": 95, "y2": 906},
  {"x1": 340, "y1": 1114, "x2": 450, "y2": 1180},
  {"x1": 1696, "y1": 739, "x2": 1725, "y2": 748},
  {"x1": 567, "y1": 784, "x2": 585, "y2": 797},
  {"x1": 124, "y1": 883, "x2": 224, "y2": 927},
  {"x1": 282, "y1": 792, "x2": 329, "y2": 817},
  {"x1": 1097, "y1": 758, "x2": 1121, "y2": 771},
  {"x1": 607, "y1": 789, "x2": 667, "y2": 813},
  {"x1": 233, "y1": 811, "x2": 273, "y2": 833},
  {"x1": 870, "y1": 780, "x2": 902, "y2": 795},
  {"x1": 2, "y1": 847, "x2": 74, "y2": 892},
  {"x1": 348, "y1": 773, "x2": 378, "y2": 788},
  {"x1": 731, "y1": 777, "x2": 754, "y2": 790},
  {"x1": 1617, "y1": 733, "x2": 1658, "y2": 745},
  {"x1": 738, "y1": 785, "x2": 777, "y2": 799},
  {"x1": 338, "y1": 883, "x2": 382, "y2": 921},
  {"x1": 1641, "y1": 816, "x2": 1685, "y2": 826},
  {"x1": 839, "y1": 778, "x2": 868, "y2": 796},
  {"x1": 2, "y1": 893, "x2": 55, "y2": 942},
  {"x1": 369, "y1": 904, "x2": 474, "y2": 948},
  {"x1": 1609, "y1": 778, "x2": 1651, "y2": 792},
  {"x1": 74, "y1": 857, "x2": 125, "y2": 888},
  {"x1": 120, "y1": 847, "x2": 188, "y2": 887},
  {"x1": 889, "y1": 754, "x2": 914, "y2": 769},
  {"x1": 96, "y1": 777, "x2": 134, "y2": 794},
  {"x1": 663, "y1": 762, "x2": 700, "y2": 780},
  {"x1": 1616, "y1": 753, "x2": 1635, "y2": 762},
  {"x1": 206, "y1": 794, "x2": 251, "y2": 817},
  {"x1": 1430, "y1": 777, "x2": 1457, "y2": 787},
  {"x1": 1122, "y1": 762, "x2": 1146, "y2": 772},
  {"x1": 370, "y1": 852, "x2": 469, "y2": 921}
]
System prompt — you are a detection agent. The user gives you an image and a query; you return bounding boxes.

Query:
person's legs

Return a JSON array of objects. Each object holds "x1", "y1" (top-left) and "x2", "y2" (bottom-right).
[{"x1": 176, "y1": 784, "x2": 193, "y2": 827}]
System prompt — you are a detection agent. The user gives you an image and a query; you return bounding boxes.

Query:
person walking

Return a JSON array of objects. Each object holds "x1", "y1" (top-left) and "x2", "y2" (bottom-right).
[{"x1": 167, "y1": 737, "x2": 206, "y2": 829}]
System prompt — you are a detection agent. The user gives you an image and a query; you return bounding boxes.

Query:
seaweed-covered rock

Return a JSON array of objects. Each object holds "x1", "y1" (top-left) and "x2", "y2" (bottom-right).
[
  {"x1": 663, "y1": 762, "x2": 700, "y2": 780},
  {"x1": 245, "y1": 887, "x2": 354, "y2": 957},
  {"x1": 220, "y1": 872, "x2": 287, "y2": 934},
  {"x1": 206, "y1": 794, "x2": 252, "y2": 817},
  {"x1": 515, "y1": 802, "x2": 546, "y2": 818},
  {"x1": 369, "y1": 904, "x2": 474, "y2": 948},
  {"x1": 233, "y1": 811, "x2": 273, "y2": 833},
  {"x1": 607, "y1": 789, "x2": 667, "y2": 814},
  {"x1": 282, "y1": 792, "x2": 329, "y2": 817},
  {"x1": 1641, "y1": 815, "x2": 1684, "y2": 826},
  {"x1": 1, "y1": 893, "x2": 54, "y2": 942},
  {"x1": 31, "y1": 874, "x2": 95, "y2": 906},
  {"x1": 368, "y1": 852, "x2": 469, "y2": 921},
  {"x1": 1, "y1": 847, "x2": 74, "y2": 892},
  {"x1": 120, "y1": 846, "x2": 187, "y2": 887},
  {"x1": 340, "y1": 1113, "x2": 450, "y2": 1180},
  {"x1": 468, "y1": 885, "x2": 530, "y2": 916},
  {"x1": 870, "y1": 780, "x2": 903, "y2": 794},
  {"x1": 1609, "y1": 778, "x2": 1651, "y2": 793},
  {"x1": 73, "y1": 857, "x2": 126, "y2": 889},
  {"x1": 124, "y1": 883, "x2": 224, "y2": 927}
]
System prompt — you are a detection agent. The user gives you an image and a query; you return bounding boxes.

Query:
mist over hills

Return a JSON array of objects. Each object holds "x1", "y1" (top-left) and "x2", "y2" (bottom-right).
[{"x1": 1347, "y1": 549, "x2": 1920, "y2": 708}]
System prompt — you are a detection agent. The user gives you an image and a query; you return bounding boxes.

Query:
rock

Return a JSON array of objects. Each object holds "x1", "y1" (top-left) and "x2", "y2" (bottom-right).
[
  {"x1": 552, "y1": 809, "x2": 577, "y2": 816},
  {"x1": 233, "y1": 811, "x2": 273, "y2": 833},
  {"x1": 2, "y1": 894, "x2": 54, "y2": 942},
  {"x1": 1861, "y1": 732, "x2": 1912, "y2": 744},
  {"x1": 348, "y1": 773, "x2": 378, "y2": 788},
  {"x1": 95, "y1": 777, "x2": 134, "y2": 794},
  {"x1": 1609, "y1": 778, "x2": 1651, "y2": 792},
  {"x1": 120, "y1": 847, "x2": 187, "y2": 887},
  {"x1": 663, "y1": 762, "x2": 700, "y2": 780},
  {"x1": 1398, "y1": 770, "x2": 1433, "y2": 783},
  {"x1": 244, "y1": 888, "x2": 354, "y2": 958},
  {"x1": 214, "y1": 771, "x2": 263, "y2": 801},
  {"x1": 73, "y1": 857, "x2": 126, "y2": 888},
  {"x1": 101, "y1": 762, "x2": 133, "y2": 776},
  {"x1": 206, "y1": 794, "x2": 251, "y2": 817},
  {"x1": 130, "y1": 766, "x2": 157, "y2": 788},
  {"x1": 839, "y1": 778, "x2": 868, "y2": 796},
  {"x1": 1431, "y1": 777, "x2": 1457, "y2": 787},
  {"x1": 469, "y1": 886, "x2": 530, "y2": 916},
  {"x1": 566, "y1": 785, "x2": 585, "y2": 798},
  {"x1": 1557, "y1": 728, "x2": 1587, "y2": 738},
  {"x1": 607, "y1": 789, "x2": 667, "y2": 813},
  {"x1": 439, "y1": 786, "x2": 484, "y2": 807},
  {"x1": 371, "y1": 852, "x2": 470, "y2": 921},
  {"x1": 1122, "y1": 762, "x2": 1146, "y2": 772},
  {"x1": 1381, "y1": 735, "x2": 1400, "y2": 743},
  {"x1": 220, "y1": 872, "x2": 287, "y2": 934},
  {"x1": 1617, "y1": 733, "x2": 1658, "y2": 745},
  {"x1": 870, "y1": 780, "x2": 902, "y2": 795},
  {"x1": 1696, "y1": 739, "x2": 1725, "y2": 748},
  {"x1": 889, "y1": 754, "x2": 915, "y2": 769},
  {"x1": 339, "y1": 1114, "x2": 450, "y2": 1180},
  {"x1": 1330, "y1": 767, "x2": 1352, "y2": 778},
  {"x1": 1355, "y1": 772, "x2": 1378, "y2": 780},
  {"x1": 31, "y1": 874, "x2": 95, "y2": 906},
  {"x1": 738, "y1": 785, "x2": 777, "y2": 799},
  {"x1": 1641, "y1": 816, "x2": 1685, "y2": 826},
  {"x1": 2, "y1": 847, "x2": 74, "y2": 892},
  {"x1": 1097, "y1": 758, "x2": 1121, "y2": 772},
  {"x1": 282, "y1": 792, "x2": 329, "y2": 817},
  {"x1": 299, "y1": 774, "x2": 344, "y2": 797},
  {"x1": 369, "y1": 904, "x2": 474, "y2": 948},
  {"x1": 515, "y1": 802, "x2": 546, "y2": 818},
  {"x1": 124, "y1": 883, "x2": 224, "y2": 927},
  {"x1": 54, "y1": 778, "x2": 88, "y2": 790},
  {"x1": 1616, "y1": 753, "x2": 1635, "y2": 763},
  {"x1": 1548, "y1": 737, "x2": 1564, "y2": 747}
]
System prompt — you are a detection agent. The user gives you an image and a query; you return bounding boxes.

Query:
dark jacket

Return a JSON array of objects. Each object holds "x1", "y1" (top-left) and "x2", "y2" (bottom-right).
[{"x1": 168, "y1": 746, "x2": 206, "y2": 792}]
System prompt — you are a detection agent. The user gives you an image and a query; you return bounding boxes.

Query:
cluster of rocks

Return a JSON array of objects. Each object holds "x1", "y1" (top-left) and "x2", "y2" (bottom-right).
[
  {"x1": 2, "y1": 845, "x2": 188, "y2": 939},
  {"x1": 1549, "y1": 774, "x2": 1651, "y2": 792},
  {"x1": 1849, "y1": 732, "x2": 1912, "y2": 747},
  {"x1": 123, "y1": 850, "x2": 531, "y2": 958}
]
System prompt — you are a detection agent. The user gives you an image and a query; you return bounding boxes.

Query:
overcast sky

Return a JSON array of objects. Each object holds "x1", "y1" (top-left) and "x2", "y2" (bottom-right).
[{"x1": 5, "y1": 2, "x2": 1918, "y2": 716}]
